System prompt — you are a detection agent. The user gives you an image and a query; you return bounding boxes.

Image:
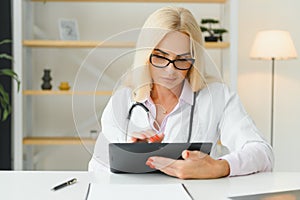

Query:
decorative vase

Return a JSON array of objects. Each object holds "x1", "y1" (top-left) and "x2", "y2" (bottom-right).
[
  {"x1": 58, "y1": 82, "x2": 70, "y2": 91},
  {"x1": 41, "y1": 69, "x2": 52, "y2": 90},
  {"x1": 204, "y1": 36, "x2": 218, "y2": 42}
]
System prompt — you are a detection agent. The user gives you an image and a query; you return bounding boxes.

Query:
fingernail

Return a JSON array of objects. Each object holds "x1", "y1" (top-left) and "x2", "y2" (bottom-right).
[
  {"x1": 186, "y1": 151, "x2": 189, "y2": 158},
  {"x1": 149, "y1": 135, "x2": 157, "y2": 142},
  {"x1": 146, "y1": 162, "x2": 155, "y2": 168},
  {"x1": 146, "y1": 160, "x2": 155, "y2": 168},
  {"x1": 149, "y1": 164, "x2": 155, "y2": 169},
  {"x1": 149, "y1": 138, "x2": 154, "y2": 143},
  {"x1": 150, "y1": 134, "x2": 160, "y2": 142}
]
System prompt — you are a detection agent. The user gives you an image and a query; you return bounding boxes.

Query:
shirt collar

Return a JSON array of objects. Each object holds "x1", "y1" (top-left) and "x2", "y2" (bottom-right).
[
  {"x1": 180, "y1": 79, "x2": 194, "y2": 106},
  {"x1": 143, "y1": 79, "x2": 194, "y2": 106}
]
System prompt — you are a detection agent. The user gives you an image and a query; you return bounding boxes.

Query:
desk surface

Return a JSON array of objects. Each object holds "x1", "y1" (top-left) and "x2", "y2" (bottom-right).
[{"x1": 1, "y1": 171, "x2": 300, "y2": 200}]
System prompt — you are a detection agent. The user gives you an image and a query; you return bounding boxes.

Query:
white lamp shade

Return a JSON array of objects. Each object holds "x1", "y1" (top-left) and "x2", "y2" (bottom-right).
[{"x1": 250, "y1": 30, "x2": 298, "y2": 60}]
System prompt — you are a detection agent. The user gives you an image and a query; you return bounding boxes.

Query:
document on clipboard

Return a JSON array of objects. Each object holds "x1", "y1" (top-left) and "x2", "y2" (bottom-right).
[{"x1": 85, "y1": 183, "x2": 193, "y2": 200}]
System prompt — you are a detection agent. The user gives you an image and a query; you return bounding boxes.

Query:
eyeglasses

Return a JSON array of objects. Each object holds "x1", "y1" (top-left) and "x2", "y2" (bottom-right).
[{"x1": 149, "y1": 54, "x2": 195, "y2": 70}]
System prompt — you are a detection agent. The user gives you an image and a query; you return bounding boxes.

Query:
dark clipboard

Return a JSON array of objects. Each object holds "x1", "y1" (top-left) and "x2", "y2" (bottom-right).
[{"x1": 109, "y1": 142, "x2": 212, "y2": 173}]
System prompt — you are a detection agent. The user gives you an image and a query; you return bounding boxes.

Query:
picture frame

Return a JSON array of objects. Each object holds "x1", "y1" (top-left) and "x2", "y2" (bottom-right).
[{"x1": 58, "y1": 18, "x2": 80, "y2": 40}]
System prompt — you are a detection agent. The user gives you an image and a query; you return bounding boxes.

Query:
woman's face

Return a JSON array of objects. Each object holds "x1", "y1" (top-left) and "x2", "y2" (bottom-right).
[{"x1": 149, "y1": 31, "x2": 193, "y2": 89}]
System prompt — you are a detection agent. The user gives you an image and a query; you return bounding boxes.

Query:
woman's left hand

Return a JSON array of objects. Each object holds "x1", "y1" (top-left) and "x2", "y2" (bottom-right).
[{"x1": 145, "y1": 150, "x2": 230, "y2": 179}]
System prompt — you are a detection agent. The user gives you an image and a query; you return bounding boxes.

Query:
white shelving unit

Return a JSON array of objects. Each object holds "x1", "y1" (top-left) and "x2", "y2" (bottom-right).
[{"x1": 13, "y1": 0, "x2": 238, "y2": 170}]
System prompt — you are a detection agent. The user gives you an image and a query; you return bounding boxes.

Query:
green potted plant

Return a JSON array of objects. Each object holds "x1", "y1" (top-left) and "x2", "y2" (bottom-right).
[
  {"x1": 0, "y1": 39, "x2": 20, "y2": 121},
  {"x1": 200, "y1": 18, "x2": 228, "y2": 42}
]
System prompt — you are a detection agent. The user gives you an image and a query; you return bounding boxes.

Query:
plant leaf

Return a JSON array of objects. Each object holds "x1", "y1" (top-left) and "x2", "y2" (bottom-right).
[
  {"x1": 0, "y1": 84, "x2": 10, "y2": 105},
  {"x1": 0, "y1": 90, "x2": 11, "y2": 121},
  {"x1": 200, "y1": 26, "x2": 208, "y2": 32},
  {"x1": 201, "y1": 19, "x2": 219, "y2": 24},
  {"x1": 0, "y1": 68, "x2": 17, "y2": 76},
  {"x1": 213, "y1": 29, "x2": 228, "y2": 34},
  {"x1": 0, "y1": 39, "x2": 11, "y2": 46},
  {"x1": 2, "y1": 108, "x2": 10, "y2": 121},
  {"x1": 0, "y1": 53, "x2": 13, "y2": 60},
  {"x1": 0, "y1": 69, "x2": 21, "y2": 92},
  {"x1": 0, "y1": 39, "x2": 17, "y2": 121},
  {"x1": 0, "y1": 95, "x2": 6, "y2": 109}
]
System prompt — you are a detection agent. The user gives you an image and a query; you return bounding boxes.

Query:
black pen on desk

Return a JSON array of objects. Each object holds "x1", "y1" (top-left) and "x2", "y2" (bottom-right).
[
  {"x1": 51, "y1": 178, "x2": 77, "y2": 191},
  {"x1": 181, "y1": 183, "x2": 194, "y2": 200}
]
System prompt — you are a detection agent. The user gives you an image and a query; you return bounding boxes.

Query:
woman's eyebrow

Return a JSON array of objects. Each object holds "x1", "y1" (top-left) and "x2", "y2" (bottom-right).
[
  {"x1": 153, "y1": 48, "x2": 191, "y2": 57},
  {"x1": 178, "y1": 52, "x2": 192, "y2": 57},
  {"x1": 153, "y1": 48, "x2": 169, "y2": 55}
]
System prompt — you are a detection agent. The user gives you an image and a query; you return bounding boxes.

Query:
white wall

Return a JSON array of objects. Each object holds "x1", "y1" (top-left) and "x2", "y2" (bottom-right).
[{"x1": 238, "y1": 0, "x2": 300, "y2": 171}]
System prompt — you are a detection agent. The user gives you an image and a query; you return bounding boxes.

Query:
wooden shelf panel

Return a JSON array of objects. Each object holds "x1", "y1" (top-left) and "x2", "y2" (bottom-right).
[
  {"x1": 23, "y1": 137, "x2": 96, "y2": 145},
  {"x1": 23, "y1": 40, "x2": 229, "y2": 49},
  {"x1": 31, "y1": 0, "x2": 226, "y2": 3},
  {"x1": 23, "y1": 40, "x2": 135, "y2": 48},
  {"x1": 204, "y1": 42, "x2": 229, "y2": 49},
  {"x1": 23, "y1": 90, "x2": 112, "y2": 96}
]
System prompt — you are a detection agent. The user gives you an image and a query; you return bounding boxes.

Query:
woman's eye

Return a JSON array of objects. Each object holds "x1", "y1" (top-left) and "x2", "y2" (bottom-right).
[{"x1": 156, "y1": 53, "x2": 166, "y2": 57}]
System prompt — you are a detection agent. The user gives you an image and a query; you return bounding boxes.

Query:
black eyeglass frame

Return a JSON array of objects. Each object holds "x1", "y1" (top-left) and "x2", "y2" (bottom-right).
[{"x1": 149, "y1": 54, "x2": 195, "y2": 71}]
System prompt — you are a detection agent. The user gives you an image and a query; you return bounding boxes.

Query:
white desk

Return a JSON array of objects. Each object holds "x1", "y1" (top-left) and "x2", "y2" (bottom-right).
[{"x1": 1, "y1": 171, "x2": 300, "y2": 200}]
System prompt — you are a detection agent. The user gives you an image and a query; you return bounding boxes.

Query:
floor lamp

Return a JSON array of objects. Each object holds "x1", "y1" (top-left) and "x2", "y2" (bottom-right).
[{"x1": 250, "y1": 30, "x2": 297, "y2": 146}]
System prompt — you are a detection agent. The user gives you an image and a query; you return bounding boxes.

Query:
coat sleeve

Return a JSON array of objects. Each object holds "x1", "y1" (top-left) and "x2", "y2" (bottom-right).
[
  {"x1": 218, "y1": 85, "x2": 274, "y2": 176},
  {"x1": 88, "y1": 88, "x2": 131, "y2": 172}
]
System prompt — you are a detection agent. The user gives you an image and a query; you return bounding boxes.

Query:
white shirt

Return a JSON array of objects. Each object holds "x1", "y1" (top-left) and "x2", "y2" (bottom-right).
[{"x1": 89, "y1": 81, "x2": 274, "y2": 176}]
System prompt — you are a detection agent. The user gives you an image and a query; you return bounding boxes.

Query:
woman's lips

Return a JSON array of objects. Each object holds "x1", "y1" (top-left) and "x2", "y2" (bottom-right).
[{"x1": 161, "y1": 77, "x2": 177, "y2": 82}]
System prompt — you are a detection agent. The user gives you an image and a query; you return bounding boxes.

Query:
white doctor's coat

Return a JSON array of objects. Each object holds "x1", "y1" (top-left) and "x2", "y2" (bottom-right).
[{"x1": 89, "y1": 81, "x2": 274, "y2": 176}]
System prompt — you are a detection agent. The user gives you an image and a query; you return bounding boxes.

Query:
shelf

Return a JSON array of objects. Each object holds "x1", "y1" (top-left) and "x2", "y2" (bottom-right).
[
  {"x1": 205, "y1": 42, "x2": 229, "y2": 49},
  {"x1": 23, "y1": 40, "x2": 135, "y2": 48},
  {"x1": 23, "y1": 137, "x2": 96, "y2": 145},
  {"x1": 23, "y1": 90, "x2": 112, "y2": 96},
  {"x1": 31, "y1": 0, "x2": 226, "y2": 3},
  {"x1": 23, "y1": 40, "x2": 230, "y2": 49}
]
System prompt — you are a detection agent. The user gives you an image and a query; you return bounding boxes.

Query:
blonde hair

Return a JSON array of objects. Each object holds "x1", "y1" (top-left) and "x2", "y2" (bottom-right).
[{"x1": 126, "y1": 6, "x2": 216, "y2": 102}]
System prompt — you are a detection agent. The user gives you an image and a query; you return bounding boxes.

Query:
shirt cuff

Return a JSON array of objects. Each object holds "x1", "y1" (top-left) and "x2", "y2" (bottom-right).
[{"x1": 219, "y1": 153, "x2": 239, "y2": 177}]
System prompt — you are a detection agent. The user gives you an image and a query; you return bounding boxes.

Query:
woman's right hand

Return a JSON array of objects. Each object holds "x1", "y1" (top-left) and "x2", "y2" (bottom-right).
[{"x1": 128, "y1": 129, "x2": 164, "y2": 143}]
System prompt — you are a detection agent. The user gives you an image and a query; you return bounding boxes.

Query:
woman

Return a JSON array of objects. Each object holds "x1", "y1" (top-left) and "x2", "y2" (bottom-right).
[{"x1": 89, "y1": 7, "x2": 274, "y2": 179}]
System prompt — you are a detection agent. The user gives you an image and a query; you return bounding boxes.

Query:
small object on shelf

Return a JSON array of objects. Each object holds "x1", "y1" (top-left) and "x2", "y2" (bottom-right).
[
  {"x1": 90, "y1": 130, "x2": 98, "y2": 139},
  {"x1": 59, "y1": 18, "x2": 80, "y2": 41},
  {"x1": 58, "y1": 82, "x2": 71, "y2": 91},
  {"x1": 200, "y1": 18, "x2": 228, "y2": 42},
  {"x1": 41, "y1": 69, "x2": 52, "y2": 90}
]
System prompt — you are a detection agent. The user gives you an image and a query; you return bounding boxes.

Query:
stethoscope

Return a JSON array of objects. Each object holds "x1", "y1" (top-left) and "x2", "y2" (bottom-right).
[{"x1": 125, "y1": 92, "x2": 197, "y2": 142}]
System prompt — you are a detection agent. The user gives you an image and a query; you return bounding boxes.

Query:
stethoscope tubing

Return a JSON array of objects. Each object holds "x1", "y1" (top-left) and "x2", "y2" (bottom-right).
[{"x1": 125, "y1": 92, "x2": 196, "y2": 142}]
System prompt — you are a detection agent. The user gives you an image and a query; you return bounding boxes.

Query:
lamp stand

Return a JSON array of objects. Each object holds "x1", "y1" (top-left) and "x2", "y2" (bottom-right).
[{"x1": 270, "y1": 57, "x2": 275, "y2": 147}]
